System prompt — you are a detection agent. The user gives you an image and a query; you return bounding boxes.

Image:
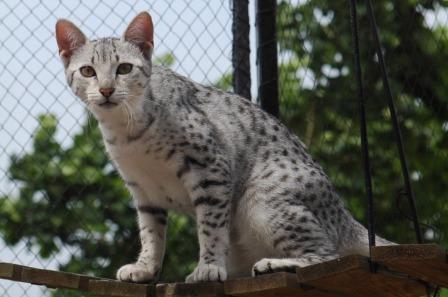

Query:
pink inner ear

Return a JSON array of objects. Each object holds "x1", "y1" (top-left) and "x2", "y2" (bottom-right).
[
  {"x1": 124, "y1": 12, "x2": 154, "y2": 57},
  {"x1": 55, "y1": 19, "x2": 86, "y2": 59}
]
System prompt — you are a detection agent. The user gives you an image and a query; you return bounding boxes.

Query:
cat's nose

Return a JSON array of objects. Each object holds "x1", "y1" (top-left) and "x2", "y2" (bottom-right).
[{"x1": 99, "y1": 87, "x2": 115, "y2": 98}]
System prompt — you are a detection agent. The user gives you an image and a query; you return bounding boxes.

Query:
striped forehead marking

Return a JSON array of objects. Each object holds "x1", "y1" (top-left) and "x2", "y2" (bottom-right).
[{"x1": 91, "y1": 38, "x2": 121, "y2": 64}]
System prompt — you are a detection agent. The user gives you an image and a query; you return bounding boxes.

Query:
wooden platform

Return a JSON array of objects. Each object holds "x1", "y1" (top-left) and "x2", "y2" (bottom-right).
[
  {"x1": 371, "y1": 244, "x2": 448, "y2": 288},
  {"x1": 0, "y1": 244, "x2": 446, "y2": 297},
  {"x1": 223, "y1": 272, "x2": 343, "y2": 297},
  {"x1": 296, "y1": 255, "x2": 426, "y2": 297}
]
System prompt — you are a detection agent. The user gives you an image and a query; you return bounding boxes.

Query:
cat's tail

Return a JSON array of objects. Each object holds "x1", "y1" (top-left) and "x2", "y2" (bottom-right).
[{"x1": 338, "y1": 217, "x2": 395, "y2": 257}]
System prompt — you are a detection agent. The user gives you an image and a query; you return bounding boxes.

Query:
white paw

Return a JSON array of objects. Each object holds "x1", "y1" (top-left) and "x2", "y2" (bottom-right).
[
  {"x1": 252, "y1": 258, "x2": 300, "y2": 276},
  {"x1": 185, "y1": 263, "x2": 227, "y2": 283},
  {"x1": 116, "y1": 263, "x2": 157, "y2": 283}
]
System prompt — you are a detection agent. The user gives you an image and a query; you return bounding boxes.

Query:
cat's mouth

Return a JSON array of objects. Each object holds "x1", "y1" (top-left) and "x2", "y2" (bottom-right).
[{"x1": 98, "y1": 100, "x2": 119, "y2": 108}]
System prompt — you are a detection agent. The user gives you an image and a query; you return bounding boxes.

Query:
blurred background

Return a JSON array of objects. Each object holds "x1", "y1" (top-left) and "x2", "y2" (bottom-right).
[{"x1": 0, "y1": 0, "x2": 447, "y2": 296}]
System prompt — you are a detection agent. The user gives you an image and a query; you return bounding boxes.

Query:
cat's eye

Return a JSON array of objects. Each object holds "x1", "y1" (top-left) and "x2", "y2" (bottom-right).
[
  {"x1": 117, "y1": 63, "x2": 133, "y2": 75},
  {"x1": 80, "y1": 66, "x2": 96, "y2": 77}
]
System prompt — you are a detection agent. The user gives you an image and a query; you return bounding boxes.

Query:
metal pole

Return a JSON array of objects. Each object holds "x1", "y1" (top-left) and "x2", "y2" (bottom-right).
[
  {"x1": 255, "y1": 0, "x2": 279, "y2": 117},
  {"x1": 232, "y1": 0, "x2": 251, "y2": 100}
]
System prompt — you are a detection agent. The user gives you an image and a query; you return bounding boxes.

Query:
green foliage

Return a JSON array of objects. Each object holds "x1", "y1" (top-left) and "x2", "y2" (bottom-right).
[
  {"x1": 441, "y1": 289, "x2": 448, "y2": 297},
  {"x1": 0, "y1": 3, "x2": 447, "y2": 297},
  {"x1": 277, "y1": 0, "x2": 448, "y2": 244},
  {"x1": 154, "y1": 52, "x2": 176, "y2": 67},
  {"x1": 213, "y1": 72, "x2": 233, "y2": 91}
]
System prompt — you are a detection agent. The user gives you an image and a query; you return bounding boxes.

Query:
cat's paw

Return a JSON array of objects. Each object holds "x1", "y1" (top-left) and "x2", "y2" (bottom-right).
[
  {"x1": 185, "y1": 263, "x2": 227, "y2": 283},
  {"x1": 252, "y1": 258, "x2": 299, "y2": 276},
  {"x1": 116, "y1": 263, "x2": 157, "y2": 283}
]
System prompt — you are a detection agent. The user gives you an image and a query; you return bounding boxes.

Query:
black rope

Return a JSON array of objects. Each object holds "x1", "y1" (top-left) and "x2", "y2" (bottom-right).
[
  {"x1": 348, "y1": 0, "x2": 376, "y2": 271},
  {"x1": 432, "y1": 286, "x2": 441, "y2": 297},
  {"x1": 364, "y1": 0, "x2": 423, "y2": 243}
]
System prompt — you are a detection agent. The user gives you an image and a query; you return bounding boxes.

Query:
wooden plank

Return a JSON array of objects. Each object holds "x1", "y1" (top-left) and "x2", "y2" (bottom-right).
[
  {"x1": 21, "y1": 266, "x2": 91, "y2": 290},
  {"x1": 297, "y1": 255, "x2": 426, "y2": 297},
  {"x1": 0, "y1": 262, "x2": 22, "y2": 281},
  {"x1": 372, "y1": 244, "x2": 448, "y2": 288},
  {"x1": 89, "y1": 279, "x2": 155, "y2": 297},
  {"x1": 156, "y1": 282, "x2": 224, "y2": 297},
  {"x1": 0, "y1": 262, "x2": 97, "y2": 291},
  {"x1": 224, "y1": 272, "x2": 341, "y2": 297}
]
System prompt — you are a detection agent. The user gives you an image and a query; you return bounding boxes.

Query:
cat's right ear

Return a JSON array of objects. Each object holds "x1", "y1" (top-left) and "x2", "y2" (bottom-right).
[
  {"x1": 55, "y1": 19, "x2": 86, "y2": 66},
  {"x1": 124, "y1": 12, "x2": 154, "y2": 59}
]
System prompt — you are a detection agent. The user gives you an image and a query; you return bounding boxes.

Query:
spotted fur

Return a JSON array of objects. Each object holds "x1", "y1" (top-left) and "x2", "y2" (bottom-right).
[{"x1": 55, "y1": 12, "x2": 392, "y2": 283}]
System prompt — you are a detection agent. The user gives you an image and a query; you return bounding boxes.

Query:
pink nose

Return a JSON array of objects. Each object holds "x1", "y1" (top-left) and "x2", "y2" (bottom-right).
[{"x1": 99, "y1": 87, "x2": 115, "y2": 98}]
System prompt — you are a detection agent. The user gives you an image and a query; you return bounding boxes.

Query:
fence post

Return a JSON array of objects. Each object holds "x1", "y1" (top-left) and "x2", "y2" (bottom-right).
[
  {"x1": 232, "y1": 0, "x2": 251, "y2": 100},
  {"x1": 255, "y1": 0, "x2": 279, "y2": 117}
]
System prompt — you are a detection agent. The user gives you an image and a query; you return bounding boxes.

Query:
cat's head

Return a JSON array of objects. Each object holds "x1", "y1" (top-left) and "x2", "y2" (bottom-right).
[{"x1": 55, "y1": 12, "x2": 154, "y2": 115}]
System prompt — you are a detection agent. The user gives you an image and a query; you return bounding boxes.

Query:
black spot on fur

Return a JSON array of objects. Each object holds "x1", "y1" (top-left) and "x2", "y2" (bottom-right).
[{"x1": 193, "y1": 196, "x2": 222, "y2": 207}]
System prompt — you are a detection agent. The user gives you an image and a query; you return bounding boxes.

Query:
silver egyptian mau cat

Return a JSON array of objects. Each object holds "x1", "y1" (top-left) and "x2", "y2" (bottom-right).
[{"x1": 55, "y1": 12, "x2": 390, "y2": 283}]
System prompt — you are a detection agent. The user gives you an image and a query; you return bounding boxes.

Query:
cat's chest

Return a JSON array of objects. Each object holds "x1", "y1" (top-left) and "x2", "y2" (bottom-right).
[{"x1": 107, "y1": 143, "x2": 193, "y2": 214}]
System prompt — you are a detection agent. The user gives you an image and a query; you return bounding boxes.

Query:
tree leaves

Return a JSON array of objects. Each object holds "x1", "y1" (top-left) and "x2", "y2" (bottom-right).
[{"x1": 277, "y1": 0, "x2": 448, "y2": 244}]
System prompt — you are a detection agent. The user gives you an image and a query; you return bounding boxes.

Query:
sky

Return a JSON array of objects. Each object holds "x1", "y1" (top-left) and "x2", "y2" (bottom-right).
[{"x1": 0, "y1": 0, "x2": 447, "y2": 296}]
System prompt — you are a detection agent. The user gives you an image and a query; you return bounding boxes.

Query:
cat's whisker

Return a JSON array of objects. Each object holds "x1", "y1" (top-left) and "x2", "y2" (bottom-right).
[
  {"x1": 121, "y1": 100, "x2": 134, "y2": 133},
  {"x1": 125, "y1": 101, "x2": 135, "y2": 133},
  {"x1": 119, "y1": 101, "x2": 129, "y2": 127}
]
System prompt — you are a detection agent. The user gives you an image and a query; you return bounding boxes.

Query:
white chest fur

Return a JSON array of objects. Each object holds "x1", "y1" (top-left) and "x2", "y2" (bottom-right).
[{"x1": 105, "y1": 137, "x2": 194, "y2": 215}]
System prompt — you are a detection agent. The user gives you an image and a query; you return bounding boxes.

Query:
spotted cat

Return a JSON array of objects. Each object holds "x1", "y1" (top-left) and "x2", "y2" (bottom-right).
[{"x1": 55, "y1": 11, "x2": 391, "y2": 283}]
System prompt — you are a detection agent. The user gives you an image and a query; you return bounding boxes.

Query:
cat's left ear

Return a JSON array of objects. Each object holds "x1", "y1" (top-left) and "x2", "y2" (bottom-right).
[{"x1": 124, "y1": 12, "x2": 154, "y2": 59}]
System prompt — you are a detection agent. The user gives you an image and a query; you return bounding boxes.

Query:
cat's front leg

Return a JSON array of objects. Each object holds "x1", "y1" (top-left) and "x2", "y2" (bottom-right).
[
  {"x1": 180, "y1": 159, "x2": 232, "y2": 283},
  {"x1": 186, "y1": 197, "x2": 230, "y2": 283},
  {"x1": 117, "y1": 184, "x2": 167, "y2": 283},
  {"x1": 186, "y1": 202, "x2": 230, "y2": 283}
]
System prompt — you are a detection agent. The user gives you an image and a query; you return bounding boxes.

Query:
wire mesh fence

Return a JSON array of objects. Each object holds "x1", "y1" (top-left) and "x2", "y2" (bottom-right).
[
  {"x1": 1, "y1": 0, "x2": 448, "y2": 296},
  {"x1": 0, "y1": 1, "x2": 233, "y2": 296}
]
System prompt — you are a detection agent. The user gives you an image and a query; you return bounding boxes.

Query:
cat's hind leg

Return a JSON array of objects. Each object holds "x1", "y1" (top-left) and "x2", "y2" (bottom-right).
[
  {"x1": 252, "y1": 253, "x2": 338, "y2": 275},
  {"x1": 243, "y1": 200, "x2": 340, "y2": 276}
]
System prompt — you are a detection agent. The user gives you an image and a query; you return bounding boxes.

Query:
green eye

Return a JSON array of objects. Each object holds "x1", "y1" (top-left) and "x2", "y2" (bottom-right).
[
  {"x1": 117, "y1": 63, "x2": 133, "y2": 75},
  {"x1": 80, "y1": 66, "x2": 96, "y2": 77}
]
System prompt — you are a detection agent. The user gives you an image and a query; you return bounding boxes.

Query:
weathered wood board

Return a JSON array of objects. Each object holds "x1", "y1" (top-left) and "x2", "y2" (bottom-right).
[
  {"x1": 2, "y1": 246, "x2": 446, "y2": 297},
  {"x1": 157, "y1": 282, "x2": 224, "y2": 297},
  {"x1": 224, "y1": 272, "x2": 342, "y2": 297},
  {"x1": 296, "y1": 255, "x2": 427, "y2": 297},
  {"x1": 0, "y1": 262, "x2": 98, "y2": 291},
  {"x1": 89, "y1": 279, "x2": 154, "y2": 297},
  {"x1": 372, "y1": 244, "x2": 448, "y2": 288}
]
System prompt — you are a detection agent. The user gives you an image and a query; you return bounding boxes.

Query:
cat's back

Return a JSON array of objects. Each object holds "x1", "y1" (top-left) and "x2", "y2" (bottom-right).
[
  {"x1": 193, "y1": 82, "x2": 311, "y2": 164},
  {"x1": 152, "y1": 66, "x2": 321, "y2": 177}
]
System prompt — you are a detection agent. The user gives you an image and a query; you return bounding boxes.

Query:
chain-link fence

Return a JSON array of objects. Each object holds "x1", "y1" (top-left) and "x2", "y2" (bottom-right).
[
  {"x1": 1, "y1": 0, "x2": 448, "y2": 296},
  {"x1": 0, "y1": 1, "x2": 235, "y2": 296}
]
